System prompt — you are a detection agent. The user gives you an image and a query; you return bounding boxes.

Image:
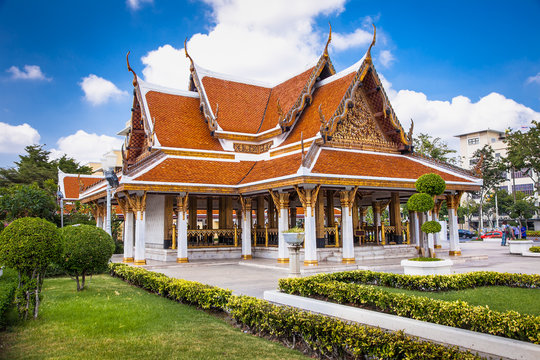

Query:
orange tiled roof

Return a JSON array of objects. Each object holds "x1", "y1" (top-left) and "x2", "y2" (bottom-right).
[
  {"x1": 311, "y1": 149, "x2": 474, "y2": 183},
  {"x1": 146, "y1": 91, "x2": 223, "y2": 151},
  {"x1": 63, "y1": 176, "x2": 102, "y2": 199},
  {"x1": 280, "y1": 72, "x2": 356, "y2": 146},
  {"x1": 239, "y1": 153, "x2": 302, "y2": 184},
  {"x1": 201, "y1": 67, "x2": 315, "y2": 134}
]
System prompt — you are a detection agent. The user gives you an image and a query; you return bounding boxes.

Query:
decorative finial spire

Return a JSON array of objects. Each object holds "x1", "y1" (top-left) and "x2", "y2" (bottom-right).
[
  {"x1": 318, "y1": 104, "x2": 326, "y2": 124},
  {"x1": 184, "y1": 38, "x2": 195, "y2": 71},
  {"x1": 365, "y1": 24, "x2": 376, "y2": 62},
  {"x1": 323, "y1": 22, "x2": 332, "y2": 57},
  {"x1": 407, "y1": 119, "x2": 414, "y2": 142},
  {"x1": 126, "y1": 51, "x2": 138, "y2": 87}
]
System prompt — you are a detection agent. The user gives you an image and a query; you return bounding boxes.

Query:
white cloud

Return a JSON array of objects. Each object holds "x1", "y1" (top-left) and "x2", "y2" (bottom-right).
[
  {"x1": 80, "y1": 74, "x2": 128, "y2": 106},
  {"x1": 378, "y1": 49, "x2": 395, "y2": 67},
  {"x1": 331, "y1": 28, "x2": 372, "y2": 51},
  {"x1": 126, "y1": 0, "x2": 152, "y2": 10},
  {"x1": 7, "y1": 65, "x2": 51, "y2": 81},
  {"x1": 141, "y1": 0, "x2": 350, "y2": 89},
  {"x1": 379, "y1": 75, "x2": 540, "y2": 150},
  {"x1": 50, "y1": 130, "x2": 123, "y2": 164},
  {"x1": 526, "y1": 72, "x2": 540, "y2": 85},
  {"x1": 0, "y1": 122, "x2": 40, "y2": 154}
]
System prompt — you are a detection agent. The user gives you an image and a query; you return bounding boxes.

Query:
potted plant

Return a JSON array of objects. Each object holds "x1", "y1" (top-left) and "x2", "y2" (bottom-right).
[
  {"x1": 508, "y1": 238, "x2": 535, "y2": 255},
  {"x1": 282, "y1": 227, "x2": 305, "y2": 246},
  {"x1": 402, "y1": 174, "x2": 453, "y2": 275}
]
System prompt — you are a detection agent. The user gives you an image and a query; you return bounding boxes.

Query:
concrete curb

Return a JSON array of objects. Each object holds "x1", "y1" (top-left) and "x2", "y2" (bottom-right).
[{"x1": 263, "y1": 290, "x2": 540, "y2": 360}]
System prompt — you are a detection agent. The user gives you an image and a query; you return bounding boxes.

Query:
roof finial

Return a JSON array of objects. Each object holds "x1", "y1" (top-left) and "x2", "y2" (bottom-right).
[
  {"x1": 323, "y1": 22, "x2": 332, "y2": 57},
  {"x1": 126, "y1": 51, "x2": 138, "y2": 87},
  {"x1": 366, "y1": 24, "x2": 376, "y2": 62},
  {"x1": 184, "y1": 38, "x2": 195, "y2": 71}
]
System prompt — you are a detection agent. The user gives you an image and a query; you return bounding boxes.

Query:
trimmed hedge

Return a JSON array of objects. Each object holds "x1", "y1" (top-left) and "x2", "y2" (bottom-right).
[
  {"x1": 109, "y1": 263, "x2": 231, "y2": 309},
  {"x1": 227, "y1": 295, "x2": 480, "y2": 360},
  {"x1": 529, "y1": 246, "x2": 540, "y2": 253},
  {"x1": 109, "y1": 263, "x2": 480, "y2": 359},
  {"x1": 295, "y1": 270, "x2": 540, "y2": 291},
  {"x1": 0, "y1": 267, "x2": 18, "y2": 327},
  {"x1": 421, "y1": 220, "x2": 442, "y2": 234},
  {"x1": 279, "y1": 275, "x2": 540, "y2": 344},
  {"x1": 526, "y1": 230, "x2": 540, "y2": 237}
]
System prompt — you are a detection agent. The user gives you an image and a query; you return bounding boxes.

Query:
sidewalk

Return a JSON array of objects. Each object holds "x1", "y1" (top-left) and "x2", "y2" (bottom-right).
[{"x1": 114, "y1": 241, "x2": 540, "y2": 298}]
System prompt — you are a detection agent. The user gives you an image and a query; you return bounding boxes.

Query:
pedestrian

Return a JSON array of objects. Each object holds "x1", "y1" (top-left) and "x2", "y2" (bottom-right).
[
  {"x1": 501, "y1": 221, "x2": 509, "y2": 246},
  {"x1": 521, "y1": 225, "x2": 527, "y2": 239},
  {"x1": 512, "y1": 225, "x2": 518, "y2": 240}
]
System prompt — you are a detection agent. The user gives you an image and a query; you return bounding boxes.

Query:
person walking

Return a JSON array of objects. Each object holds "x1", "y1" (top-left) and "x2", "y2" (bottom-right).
[
  {"x1": 521, "y1": 226, "x2": 527, "y2": 239},
  {"x1": 501, "y1": 221, "x2": 508, "y2": 246}
]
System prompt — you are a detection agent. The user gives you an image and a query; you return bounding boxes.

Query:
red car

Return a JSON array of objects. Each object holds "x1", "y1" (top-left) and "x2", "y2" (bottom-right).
[{"x1": 481, "y1": 230, "x2": 503, "y2": 239}]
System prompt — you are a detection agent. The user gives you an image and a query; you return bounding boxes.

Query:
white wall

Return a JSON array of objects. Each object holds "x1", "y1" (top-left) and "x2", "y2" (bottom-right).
[{"x1": 145, "y1": 194, "x2": 165, "y2": 248}]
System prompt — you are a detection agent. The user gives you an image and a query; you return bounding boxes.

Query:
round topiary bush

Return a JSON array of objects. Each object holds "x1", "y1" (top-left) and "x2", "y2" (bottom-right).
[
  {"x1": 407, "y1": 193, "x2": 434, "y2": 213},
  {"x1": 415, "y1": 173, "x2": 446, "y2": 196},
  {"x1": 61, "y1": 225, "x2": 115, "y2": 291},
  {"x1": 0, "y1": 217, "x2": 62, "y2": 319},
  {"x1": 421, "y1": 220, "x2": 442, "y2": 234}
]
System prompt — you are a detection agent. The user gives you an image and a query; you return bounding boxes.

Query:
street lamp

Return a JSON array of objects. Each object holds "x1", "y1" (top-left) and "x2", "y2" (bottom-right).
[
  {"x1": 101, "y1": 152, "x2": 119, "y2": 236},
  {"x1": 56, "y1": 188, "x2": 64, "y2": 228}
]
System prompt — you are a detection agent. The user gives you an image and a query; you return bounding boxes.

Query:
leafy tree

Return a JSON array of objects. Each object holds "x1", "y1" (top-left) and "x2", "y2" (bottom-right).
[
  {"x1": 458, "y1": 198, "x2": 479, "y2": 228},
  {"x1": 0, "y1": 145, "x2": 92, "y2": 189},
  {"x1": 60, "y1": 225, "x2": 115, "y2": 291},
  {"x1": 0, "y1": 184, "x2": 56, "y2": 221},
  {"x1": 413, "y1": 133, "x2": 458, "y2": 164},
  {"x1": 509, "y1": 198, "x2": 538, "y2": 231},
  {"x1": 504, "y1": 120, "x2": 540, "y2": 195},
  {"x1": 471, "y1": 145, "x2": 506, "y2": 233},
  {"x1": 0, "y1": 217, "x2": 62, "y2": 319}
]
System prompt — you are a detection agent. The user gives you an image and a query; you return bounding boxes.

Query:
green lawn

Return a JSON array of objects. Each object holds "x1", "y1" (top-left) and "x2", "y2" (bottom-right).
[
  {"x1": 371, "y1": 285, "x2": 540, "y2": 315},
  {"x1": 0, "y1": 275, "x2": 307, "y2": 360}
]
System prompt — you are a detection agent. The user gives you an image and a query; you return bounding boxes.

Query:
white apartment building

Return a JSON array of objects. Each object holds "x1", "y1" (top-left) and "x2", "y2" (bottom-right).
[{"x1": 455, "y1": 129, "x2": 539, "y2": 230}]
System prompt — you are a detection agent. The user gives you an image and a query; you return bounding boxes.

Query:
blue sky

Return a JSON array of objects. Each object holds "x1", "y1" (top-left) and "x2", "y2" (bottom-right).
[{"x1": 1, "y1": 0, "x2": 539, "y2": 167}]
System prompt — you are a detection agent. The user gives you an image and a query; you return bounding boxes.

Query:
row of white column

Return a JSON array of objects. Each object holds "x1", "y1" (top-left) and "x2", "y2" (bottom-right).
[{"x1": 409, "y1": 207, "x2": 461, "y2": 256}]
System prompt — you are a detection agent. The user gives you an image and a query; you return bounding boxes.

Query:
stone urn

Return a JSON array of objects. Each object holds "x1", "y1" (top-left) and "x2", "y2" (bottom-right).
[
  {"x1": 401, "y1": 258, "x2": 454, "y2": 275},
  {"x1": 283, "y1": 232, "x2": 305, "y2": 246},
  {"x1": 508, "y1": 240, "x2": 535, "y2": 255}
]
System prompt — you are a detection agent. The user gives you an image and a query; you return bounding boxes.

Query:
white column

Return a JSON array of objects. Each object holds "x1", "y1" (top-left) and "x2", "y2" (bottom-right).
[
  {"x1": 433, "y1": 212, "x2": 441, "y2": 248},
  {"x1": 134, "y1": 210, "x2": 146, "y2": 265},
  {"x1": 241, "y1": 201, "x2": 252, "y2": 259},
  {"x1": 341, "y1": 205, "x2": 355, "y2": 263},
  {"x1": 96, "y1": 214, "x2": 103, "y2": 229},
  {"x1": 277, "y1": 207, "x2": 289, "y2": 263},
  {"x1": 427, "y1": 212, "x2": 434, "y2": 251},
  {"x1": 448, "y1": 208, "x2": 461, "y2": 255},
  {"x1": 123, "y1": 212, "x2": 134, "y2": 262},
  {"x1": 304, "y1": 206, "x2": 317, "y2": 265},
  {"x1": 413, "y1": 212, "x2": 420, "y2": 247},
  {"x1": 177, "y1": 206, "x2": 188, "y2": 263}
]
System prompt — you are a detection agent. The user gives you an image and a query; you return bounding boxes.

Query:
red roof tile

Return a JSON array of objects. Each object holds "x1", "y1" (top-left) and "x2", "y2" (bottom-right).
[
  {"x1": 311, "y1": 149, "x2": 474, "y2": 183},
  {"x1": 146, "y1": 91, "x2": 223, "y2": 151}
]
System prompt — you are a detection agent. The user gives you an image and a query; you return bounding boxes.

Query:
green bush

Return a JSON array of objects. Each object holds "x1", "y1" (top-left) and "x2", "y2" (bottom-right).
[
  {"x1": 109, "y1": 263, "x2": 478, "y2": 359},
  {"x1": 526, "y1": 230, "x2": 540, "y2": 237},
  {"x1": 61, "y1": 225, "x2": 115, "y2": 291},
  {"x1": 0, "y1": 217, "x2": 62, "y2": 319},
  {"x1": 279, "y1": 276, "x2": 540, "y2": 344},
  {"x1": 0, "y1": 267, "x2": 18, "y2": 327},
  {"x1": 415, "y1": 173, "x2": 446, "y2": 196},
  {"x1": 407, "y1": 193, "x2": 434, "y2": 212},
  {"x1": 421, "y1": 220, "x2": 442, "y2": 234},
  {"x1": 227, "y1": 295, "x2": 479, "y2": 360},
  {"x1": 529, "y1": 246, "x2": 540, "y2": 253},
  {"x1": 109, "y1": 263, "x2": 231, "y2": 309},
  {"x1": 409, "y1": 257, "x2": 443, "y2": 262}
]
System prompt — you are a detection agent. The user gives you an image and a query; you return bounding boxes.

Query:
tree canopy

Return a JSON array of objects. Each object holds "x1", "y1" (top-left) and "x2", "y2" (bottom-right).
[{"x1": 413, "y1": 133, "x2": 457, "y2": 164}]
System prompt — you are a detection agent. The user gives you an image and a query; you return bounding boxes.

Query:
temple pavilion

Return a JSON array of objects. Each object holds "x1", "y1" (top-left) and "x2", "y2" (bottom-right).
[{"x1": 63, "y1": 28, "x2": 481, "y2": 265}]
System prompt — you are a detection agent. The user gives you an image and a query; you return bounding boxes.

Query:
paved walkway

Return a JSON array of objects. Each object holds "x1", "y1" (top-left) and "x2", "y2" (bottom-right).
[{"x1": 113, "y1": 241, "x2": 540, "y2": 298}]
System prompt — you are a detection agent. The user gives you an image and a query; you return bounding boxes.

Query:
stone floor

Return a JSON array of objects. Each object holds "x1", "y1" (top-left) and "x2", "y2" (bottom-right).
[{"x1": 112, "y1": 240, "x2": 540, "y2": 298}]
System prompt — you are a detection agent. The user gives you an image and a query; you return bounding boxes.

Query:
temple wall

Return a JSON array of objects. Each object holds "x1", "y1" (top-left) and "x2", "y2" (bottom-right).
[{"x1": 145, "y1": 194, "x2": 165, "y2": 249}]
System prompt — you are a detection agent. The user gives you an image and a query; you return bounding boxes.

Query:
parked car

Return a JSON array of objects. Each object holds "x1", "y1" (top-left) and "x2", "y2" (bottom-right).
[
  {"x1": 481, "y1": 230, "x2": 503, "y2": 239},
  {"x1": 458, "y1": 229, "x2": 475, "y2": 238}
]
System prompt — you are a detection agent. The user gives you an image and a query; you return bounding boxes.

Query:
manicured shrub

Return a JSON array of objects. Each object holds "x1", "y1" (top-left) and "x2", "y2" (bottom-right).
[
  {"x1": 421, "y1": 220, "x2": 442, "y2": 234},
  {"x1": 109, "y1": 263, "x2": 479, "y2": 359},
  {"x1": 0, "y1": 267, "x2": 18, "y2": 327},
  {"x1": 407, "y1": 193, "x2": 434, "y2": 212},
  {"x1": 408, "y1": 257, "x2": 443, "y2": 262},
  {"x1": 529, "y1": 246, "x2": 540, "y2": 253},
  {"x1": 61, "y1": 225, "x2": 115, "y2": 291},
  {"x1": 0, "y1": 217, "x2": 62, "y2": 319},
  {"x1": 279, "y1": 271, "x2": 540, "y2": 344},
  {"x1": 415, "y1": 173, "x2": 446, "y2": 196},
  {"x1": 526, "y1": 230, "x2": 540, "y2": 237}
]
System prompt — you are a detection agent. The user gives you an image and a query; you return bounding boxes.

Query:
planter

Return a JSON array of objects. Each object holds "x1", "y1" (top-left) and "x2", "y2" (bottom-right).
[
  {"x1": 283, "y1": 232, "x2": 304, "y2": 246},
  {"x1": 508, "y1": 240, "x2": 534, "y2": 255},
  {"x1": 401, "y1": 259, "x2": 453, "y2": 275}
]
